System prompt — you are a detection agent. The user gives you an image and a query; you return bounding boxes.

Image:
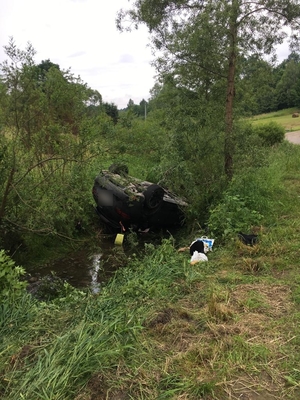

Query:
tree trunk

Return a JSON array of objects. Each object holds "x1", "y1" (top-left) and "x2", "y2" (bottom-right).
[
  {"x1": 225, "y1": 51, "x2": 236, "y2": 179},
  {"x1": 0, "y1": 167, "x2": 15, "y2": 223},
  {"x1": 224, "y1": 1, "x2": 238, "y2": 180}
]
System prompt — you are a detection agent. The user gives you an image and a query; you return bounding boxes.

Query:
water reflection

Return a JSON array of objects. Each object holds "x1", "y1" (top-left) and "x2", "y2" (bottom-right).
[
  {"x1": 27, "y1": 241, "x2": 117, "y2": 292},
  {"x1": 89, "y1": 253, "x2": 102, "y2": 294},
  {"x1": 28, "y1": 230, "x2": 174, "y2": 292}
]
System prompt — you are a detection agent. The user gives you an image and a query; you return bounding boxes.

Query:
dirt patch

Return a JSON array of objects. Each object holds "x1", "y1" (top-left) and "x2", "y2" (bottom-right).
[
  {"x1": 285, "y1": 131, "x2": 300, "y2": 144},
  {"x1": 230, "y1": 283, "x2": 292, "y2": 317},
  {"x1": 224, "y1": 372, "x2": 286, "y2": 400}
]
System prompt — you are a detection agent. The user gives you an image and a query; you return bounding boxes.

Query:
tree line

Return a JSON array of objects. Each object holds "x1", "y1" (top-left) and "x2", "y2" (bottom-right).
[
  {"x1": 0, "y1": 39, "x2": 112, "y2": 255},
  {"x1": 118, "y1": 0, "x2": 300, "y2": 177},
  {"x1": 1, "y1": 0, "x2": 300, "y2": 260}
]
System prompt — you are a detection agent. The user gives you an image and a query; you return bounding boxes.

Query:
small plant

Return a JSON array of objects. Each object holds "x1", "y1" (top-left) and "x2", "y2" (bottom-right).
[
  {"x1": 0, "y1": 249, "x2": 27, "y2": 299},
  {"x1": 126, "y1": 230, "x2": 139, "y2": 248}
]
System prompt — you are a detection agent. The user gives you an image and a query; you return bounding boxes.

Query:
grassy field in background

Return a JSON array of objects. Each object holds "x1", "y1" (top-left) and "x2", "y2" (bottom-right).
[{"x1": 249, "y1": 107, "x2": 300, "y2": 131}]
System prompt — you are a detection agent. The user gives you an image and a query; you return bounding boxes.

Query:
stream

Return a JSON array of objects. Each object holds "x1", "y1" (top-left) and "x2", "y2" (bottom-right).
[
  {"x1": 34, "y1": 248, "x2": 106, "y2": 294},
  {"x1": 26, "y1": 231, "x2": 173, "y2": 294}
]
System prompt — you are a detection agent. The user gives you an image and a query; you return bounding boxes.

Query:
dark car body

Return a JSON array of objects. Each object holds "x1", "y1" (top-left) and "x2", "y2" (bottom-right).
[{"x1": 92, "y1": 169, "x2": 188, "y2": 232}]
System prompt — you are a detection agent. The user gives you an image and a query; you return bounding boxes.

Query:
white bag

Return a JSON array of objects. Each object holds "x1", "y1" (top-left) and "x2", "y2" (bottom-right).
[
  {"x1": 196, "y1": 236, "x2": 215, "y2": 252},
  {"x1": 190, "y1": 251, "x2": 208, "y2": 264}
]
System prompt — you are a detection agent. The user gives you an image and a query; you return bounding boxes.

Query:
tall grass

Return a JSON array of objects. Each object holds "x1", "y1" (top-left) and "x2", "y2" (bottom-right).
[
  {"x1": 1, "y1": 239, "x2": 189, "y2": 400},
  {"x1": 2, "y1": 139, "x2": 300, "y2": 399},
  {"x1": 208, "y1": 140, "x2": 300, "y2": 238},
  {"x1": 5, "y1": 321, "x2": 129, "y2": 400}
]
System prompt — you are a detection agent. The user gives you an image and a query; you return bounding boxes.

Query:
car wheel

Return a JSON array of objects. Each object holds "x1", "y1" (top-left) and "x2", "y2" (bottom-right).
[{"x1": 143, "y1": 184, "x2": 164, "y2": 209}]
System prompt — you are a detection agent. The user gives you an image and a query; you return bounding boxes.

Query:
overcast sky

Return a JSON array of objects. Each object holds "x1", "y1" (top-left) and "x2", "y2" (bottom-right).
[
  {"x1": 0, "y1": 0, "x2": 156, "y2": 109},
  {"x1": 1, "y1": 0, "x2": 292, "y2": 110}
]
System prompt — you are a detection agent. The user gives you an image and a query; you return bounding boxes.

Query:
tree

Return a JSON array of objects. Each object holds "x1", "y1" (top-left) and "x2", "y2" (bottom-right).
[
  {"x1": 275, "y1": 56, "x2": 300, "y2": 109},
  {"x1": 127, "y1": 99, "x2": 135, "y2": 109},
  {"x1": 0, "y1": 39, "x2": 105, "y2": 251},
  {"x1": 35, "y1": 59, "x2": 60, "y2": 85},
  {"x1": 103, "y1": 102, "x2": 119, "y2": 124},
  {"x1": 43, "y1": 66, "x2": 90, "y2": 135},
  {"x1": 118, "y1": 0, "x2": 300, "y2": 178},
  {"x1": 139, "y1": 99, "x2": 148, "y2": 118},
  {"x1": 237, "y1": 56, "x2": 277, "y2": 115},
  {"x1": 86, "y1": 89, "x2": 102, "y2": 108}
]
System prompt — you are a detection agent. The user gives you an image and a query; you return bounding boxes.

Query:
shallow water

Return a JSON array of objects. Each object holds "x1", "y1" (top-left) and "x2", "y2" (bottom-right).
[
  {"x1": 30, "y1": 241, "x2": 118, "y2": 293},
  {"x1": 27, "y1": 231, "x2": 172, "y2": 293}
]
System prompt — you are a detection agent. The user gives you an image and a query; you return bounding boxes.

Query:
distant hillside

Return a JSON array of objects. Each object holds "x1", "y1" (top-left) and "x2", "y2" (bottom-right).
[{"x1": 249, "y1": 108, "x2": 300, "y2": 131}]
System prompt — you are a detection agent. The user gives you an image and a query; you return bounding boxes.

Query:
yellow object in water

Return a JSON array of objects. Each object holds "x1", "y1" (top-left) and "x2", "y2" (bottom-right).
[{"x1": 114, "y1": 233, "x2": 124, "y2": 245}]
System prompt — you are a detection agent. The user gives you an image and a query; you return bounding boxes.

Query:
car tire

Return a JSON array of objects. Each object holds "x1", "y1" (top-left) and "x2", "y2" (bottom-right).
[{"x1": 143, "y1": 184, "x2": 164, "y2": 209}]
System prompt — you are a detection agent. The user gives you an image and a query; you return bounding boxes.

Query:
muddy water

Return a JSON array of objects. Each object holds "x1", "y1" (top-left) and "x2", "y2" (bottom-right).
[
  {"x1": 35, "y1": 249, "x2": 104, "y2": 293},
  {"x1": 27, "y1": 232, "x2": 170, "y2": 293},
  {"x1": 28, "y1": 239, "x2": 120, "y2": 293}
]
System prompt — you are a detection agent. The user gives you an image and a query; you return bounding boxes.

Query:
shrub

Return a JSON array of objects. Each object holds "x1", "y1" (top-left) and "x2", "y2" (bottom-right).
[
  {"x1": 253, "y1": 121, "x2": 285, "y2": 146},
  {"x1": 208, "y1": 139, "x2": 290, "y2": 240},
  {"x1": 208, "y1": 193, "x2": 264, "y2": 239},
  {"x1": 0, "y1": 250, "x2": 27, "y2": 299}
]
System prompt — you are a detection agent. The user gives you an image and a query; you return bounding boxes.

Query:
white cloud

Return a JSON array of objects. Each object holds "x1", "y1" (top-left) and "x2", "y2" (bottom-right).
[
  {"x1": 119, "y1": 54, "x2": 135, "y2": 64},
  {"x1": 0, "y1": 0, "x2": 156, "y2": 108},
  {"x1": 1, "y1": 0, "x2": 292, "y2": 108}
]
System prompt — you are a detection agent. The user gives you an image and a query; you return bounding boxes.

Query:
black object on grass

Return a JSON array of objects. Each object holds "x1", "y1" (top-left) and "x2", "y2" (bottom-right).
[{"x1": 238, "y1": 232, "x2": 258, "y2": 246}]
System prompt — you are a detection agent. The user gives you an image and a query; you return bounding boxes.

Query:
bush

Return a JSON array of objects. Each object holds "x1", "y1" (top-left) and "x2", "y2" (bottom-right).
[
  {"x1": 253, "y1": 121, "x2": 285, "y2": 146},
  {"x1": 207, "y1": 145, "x2": 288, "y2": 239},
  {"x1": 0, "y1": 250, "x2": 27, "y2": 300},
  {"x1": 208, "y1": 193, "x2": 263, "y2": 239}
]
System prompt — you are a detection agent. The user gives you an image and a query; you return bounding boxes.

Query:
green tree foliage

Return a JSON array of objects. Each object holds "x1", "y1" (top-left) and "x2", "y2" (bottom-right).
[
  {"x1": 127, "y1": 99, "x2": 135, "y2": 108},
  {"x1": 103, "y1": 102, "x2": 119, "y2": 124},
  {"x1": 124, "y1": 98, "x2": 148, "y2": 118},
  {"x1": 85, "y1": 89, "x2": 103, "y2": 117},
  {"x1": 235, "y1": 51, "x2": 300, "y2": 115},
  {"x1": 0, "y1": 39, "x2": 106, "y2": 253},
  {"x1": 118, "y1": 98, "x2": 149, "y2": 128},
  {"x1": 139, "y1": 99, "x2": 148, "y2": 119},
  {"x1": 141, "y1": 76, "x2": 228, "y2": 222},
  {"x1": 237, "y1": 56, "x2": 277, "y2": 115},
  {"x1": 275, "y1": 57, "x2": 300, "y2": 109},
  {"x1": 0, "y1": 249, "x2": 26, "y2": 300},
  {"x1": 118, "y1": 0, "x2": 300, "y2": 178}
]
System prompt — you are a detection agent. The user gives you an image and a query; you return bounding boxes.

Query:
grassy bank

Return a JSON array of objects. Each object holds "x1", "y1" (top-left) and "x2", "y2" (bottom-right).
[
  {"x1": 1, "y1": 140, "x2": 300, "y2": 399},
  {"x1": 249, "y1": 107, "x2": 300, "y2": 131}
]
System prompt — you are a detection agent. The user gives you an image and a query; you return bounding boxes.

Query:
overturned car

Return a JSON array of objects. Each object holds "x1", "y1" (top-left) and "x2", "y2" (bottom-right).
[{"x1": 92, "y1": 165, "x2": 188, "y2": 232}]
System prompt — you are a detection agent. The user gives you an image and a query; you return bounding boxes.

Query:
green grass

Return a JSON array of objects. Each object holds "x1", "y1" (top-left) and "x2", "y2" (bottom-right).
[
  {"x1": 249, "y1": 107, "x2": 300, "y2": 131},
  {"x1": 2, "y1": 140, "x2": 300, "y2": 399}
]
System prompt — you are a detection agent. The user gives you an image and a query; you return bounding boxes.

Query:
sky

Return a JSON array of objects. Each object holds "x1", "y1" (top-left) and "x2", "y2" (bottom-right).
[
  {"x1": 0, "y1": 0, "x2": 156, "y2": 109},
  {"x1": 1, "y1": 0, "x2": 292, "y2": 110}
]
